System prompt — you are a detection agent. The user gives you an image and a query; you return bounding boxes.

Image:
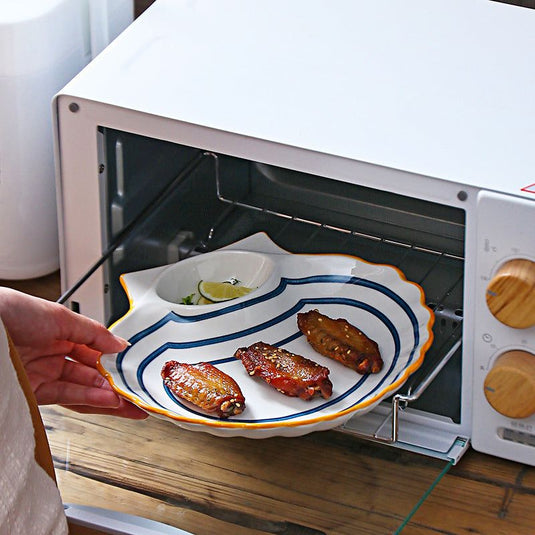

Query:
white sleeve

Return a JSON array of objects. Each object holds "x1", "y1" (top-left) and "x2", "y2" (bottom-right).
[{"x1": 0, "y1": 321, "x2": 68, "y2": 535}]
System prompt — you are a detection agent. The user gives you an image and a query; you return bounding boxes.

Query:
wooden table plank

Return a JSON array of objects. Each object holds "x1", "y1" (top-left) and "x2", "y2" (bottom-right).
[
  {"x1": 0, "y1": 271, "x2": 61, "y2": 302},
  {"x1": 42, "y1": 406, "x2": 447, "y2": 534},
  {"x1": 41, "y1": 404, "x2": 535, "y2": 534}
]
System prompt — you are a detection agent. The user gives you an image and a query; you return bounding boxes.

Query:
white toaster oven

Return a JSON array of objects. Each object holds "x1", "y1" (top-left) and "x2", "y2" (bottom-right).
[{"x1": 53, "y1": 0, "x2": 535, "y2": 466}]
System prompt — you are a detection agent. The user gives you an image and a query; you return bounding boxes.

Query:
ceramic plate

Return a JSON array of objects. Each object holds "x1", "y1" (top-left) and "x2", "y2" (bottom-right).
[{"x1": 99, "y1": 233, "x2": 434, "y2": 438}]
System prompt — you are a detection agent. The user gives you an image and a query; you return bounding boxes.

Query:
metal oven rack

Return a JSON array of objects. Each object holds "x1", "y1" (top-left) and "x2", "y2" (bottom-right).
[
  {"x1": 206, "y1": 152, "x2": 465, "y2": 447},
  {"x1": 60, "y1": 149, "x2": 465, "y2": 449}
]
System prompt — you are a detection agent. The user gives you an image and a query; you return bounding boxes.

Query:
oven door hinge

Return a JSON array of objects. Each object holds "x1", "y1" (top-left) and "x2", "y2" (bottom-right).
[{"x1": 340, "y1": 411, "x2": 470, "y2": 465}]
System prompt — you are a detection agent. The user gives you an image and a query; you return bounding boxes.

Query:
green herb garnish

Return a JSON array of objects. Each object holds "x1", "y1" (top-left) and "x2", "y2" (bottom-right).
[{"x1": 181, "y1": 293, "x2": 195, "y2": 305}]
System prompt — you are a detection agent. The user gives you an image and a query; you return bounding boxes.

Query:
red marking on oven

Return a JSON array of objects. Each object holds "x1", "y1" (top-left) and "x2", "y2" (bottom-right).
[{"x1": 521, "y1": 184, "x2": 535, "y2": 194}]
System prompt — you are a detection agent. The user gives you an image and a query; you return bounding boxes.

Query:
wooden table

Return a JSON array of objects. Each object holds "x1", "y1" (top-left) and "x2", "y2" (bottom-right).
[{"x1": 3, "y1": 273, "x2": 535, "y2": 534}]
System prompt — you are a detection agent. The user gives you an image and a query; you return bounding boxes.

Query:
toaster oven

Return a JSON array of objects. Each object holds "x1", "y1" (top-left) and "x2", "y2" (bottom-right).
[{"x1": 53, "y1": 0, "x2": 535, "y2": 466}]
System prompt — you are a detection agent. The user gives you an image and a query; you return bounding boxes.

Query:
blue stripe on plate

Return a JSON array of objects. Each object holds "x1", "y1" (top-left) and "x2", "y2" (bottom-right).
[
  {"x1": 137, "y1": 297, "x2": 401, "y2": 421},
  {"x1": 127, "y1": 275, "x2": 418, "y2": 339},
  {"x1": 114, "y1": 274, "x2": 420, "y2": 422}
]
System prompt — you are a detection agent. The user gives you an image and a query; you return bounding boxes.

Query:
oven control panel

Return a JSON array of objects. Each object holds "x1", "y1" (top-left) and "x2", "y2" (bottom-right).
[{"x1": 472, "y1": 191, "x2": 535, "y2": 465}]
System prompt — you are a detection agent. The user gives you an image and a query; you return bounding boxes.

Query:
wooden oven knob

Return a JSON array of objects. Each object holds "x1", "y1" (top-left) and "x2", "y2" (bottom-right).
[
  {"x1": 484, "y1": 350, "x2": 535, "y2": 419},
  {"x1": 486, "y1": 259, "x2": 535, "y2": 329}
]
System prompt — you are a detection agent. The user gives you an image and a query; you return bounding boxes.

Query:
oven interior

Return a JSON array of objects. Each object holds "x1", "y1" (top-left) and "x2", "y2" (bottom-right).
[{"x1": 96, "y1": 127, "x2": 465, "y2": 425}]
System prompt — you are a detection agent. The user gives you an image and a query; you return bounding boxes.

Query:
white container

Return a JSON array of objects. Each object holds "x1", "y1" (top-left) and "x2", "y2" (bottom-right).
[{"x1": 0, "y1": 0, "x2": 133, "y2": 279}]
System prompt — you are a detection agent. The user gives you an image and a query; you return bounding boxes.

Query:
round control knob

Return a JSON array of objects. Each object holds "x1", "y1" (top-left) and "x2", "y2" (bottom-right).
[
  {"x1": 484, "y1": 350, "x2": 535, "y2": 419},
  {"x1": 486, "y1": 259, "x2": 535, "y2": 329}
]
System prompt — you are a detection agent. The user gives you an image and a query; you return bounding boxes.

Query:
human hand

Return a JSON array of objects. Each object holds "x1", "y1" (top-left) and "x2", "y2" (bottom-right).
[{"x1": 0, "y1": 288, "x2": 147, "y2": 419}]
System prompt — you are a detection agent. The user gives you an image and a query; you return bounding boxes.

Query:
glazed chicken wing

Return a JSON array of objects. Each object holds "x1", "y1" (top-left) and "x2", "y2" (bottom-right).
[
  {"x1": 161, "y1": 361, "x2": 245, "y2": 418},
  {"x1": 235, "y1": 342, "x2": 332, "y2": 400},
  {"x1": 297, "y1": 309, "x2": 383, "y2": 374}
]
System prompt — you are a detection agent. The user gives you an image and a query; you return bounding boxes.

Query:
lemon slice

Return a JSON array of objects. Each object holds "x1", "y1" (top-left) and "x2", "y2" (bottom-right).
[{"x1": 197, "y1": 280, "x2": 254, "y2": 302}]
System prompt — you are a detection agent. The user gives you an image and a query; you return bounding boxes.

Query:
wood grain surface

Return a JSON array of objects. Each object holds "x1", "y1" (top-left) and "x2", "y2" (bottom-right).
[
  {"x1": 486, "y1": 259, "x2": 535, "y2": 329},
  {"x1": 4, "y1": 273, "x2": 535, "y2": 534},
  {"x1": 484, "y1": 350, "x2": 535, "y2": 419}
]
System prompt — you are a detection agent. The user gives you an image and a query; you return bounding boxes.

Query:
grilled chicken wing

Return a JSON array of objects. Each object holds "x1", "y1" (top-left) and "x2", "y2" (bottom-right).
[
  {"x1": 297, "y1": 309, "x2": 383, "y2": 374},
  {"x1": 235, "y1": 342, "x2": 332, "y2": 400},
  {"x1": 161, "y1": 361, "x2": 245, "y2": 418}
]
